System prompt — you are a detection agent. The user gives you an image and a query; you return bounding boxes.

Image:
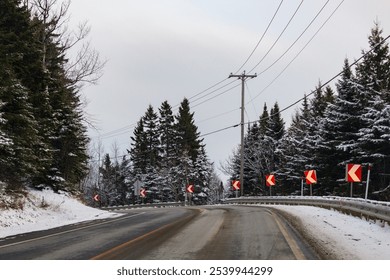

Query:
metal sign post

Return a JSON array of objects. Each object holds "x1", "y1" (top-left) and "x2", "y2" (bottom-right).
[
  {"x1": 350, "y1": 182, "x2": 353, "y2": 197},
  {"x1": 365, "y1": 164, "x2": 372, "y2": 200}
]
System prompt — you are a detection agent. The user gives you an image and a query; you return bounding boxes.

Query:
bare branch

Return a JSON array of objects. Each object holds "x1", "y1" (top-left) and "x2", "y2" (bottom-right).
[{"x1": 29, "y1": 0, "x2": 106, "y2": 89}]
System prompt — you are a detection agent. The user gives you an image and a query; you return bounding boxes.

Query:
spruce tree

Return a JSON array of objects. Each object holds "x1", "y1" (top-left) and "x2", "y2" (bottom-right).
[
  {"x1": 143, "y1": 105, "x2": 161, "y2": 168},
  {"x1": 316, "y1": 59, "x2": 363, "y2": 194},
  {"x1": 0, "y1": 0, "x2": 47, "y2": 190},
  {"x1": 277, "y1": 96, "x2": 312, "y2": 194},
  {"x1": 268, "y1": 102, "x2": 285, "y2": 141},
  {"x1": 175, "y1": 98, "x2": 202, "y2": 162},
  {"x1": 356, "y1": 22, "x2": 390, "y2": 98},
  {"x1": 158, "y1": 101, "x2": 177, "y2": 194},
  {"x1": 129, "y1": 117, "x2": 148, "y2": 176},
  {"x1": 355, "y1": 23, "x2": 390, "y2": 193},
  {"x1": 0, "y1": 77, "x2": 41, "y2": 189}
]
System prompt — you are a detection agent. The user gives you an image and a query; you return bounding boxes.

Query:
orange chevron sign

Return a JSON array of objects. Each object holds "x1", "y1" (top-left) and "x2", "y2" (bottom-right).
[
  {"x1": 266, "y1": 175, "x2": 275, "y2": 187},
  {"x1": 304, "y1": 170, "x2": 317, "y2": 184},
  {"x1": 346, "y1": 164, "x2": 362, "y2": 182},
  {"x1": 186, "y1": 184, "x2": 194, "y2": 193},
  {"x1": 232, "y1": 180, "x2": 241, "y2": 190}
]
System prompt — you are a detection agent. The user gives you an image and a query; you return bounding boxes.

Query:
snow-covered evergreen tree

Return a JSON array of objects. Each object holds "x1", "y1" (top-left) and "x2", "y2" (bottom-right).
[
  {"x1": 277, "y1": 95, "x2": 314, "y2": 194},
  {"x1": 355, "y1": 23, "x2": 390, "y2": 193}
]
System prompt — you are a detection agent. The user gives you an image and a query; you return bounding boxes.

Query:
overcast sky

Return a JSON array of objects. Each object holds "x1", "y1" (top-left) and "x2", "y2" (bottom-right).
[{"x1": 67, "y1": 0, "x2": 390, "y2": 182}]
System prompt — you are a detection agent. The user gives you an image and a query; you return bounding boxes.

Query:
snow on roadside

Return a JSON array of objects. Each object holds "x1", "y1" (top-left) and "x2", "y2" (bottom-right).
[
  {"x1": 269, "y1": 205, "x2": 390, "y2": 259},
  {"x1": 0, "y1": 188, "x2": 121, "y2": 239}
]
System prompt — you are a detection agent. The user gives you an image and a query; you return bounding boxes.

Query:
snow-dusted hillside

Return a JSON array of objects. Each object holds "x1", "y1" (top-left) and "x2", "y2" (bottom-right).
[{"x1": 0, "y1": 188, "x2": 120, "y2": 238}]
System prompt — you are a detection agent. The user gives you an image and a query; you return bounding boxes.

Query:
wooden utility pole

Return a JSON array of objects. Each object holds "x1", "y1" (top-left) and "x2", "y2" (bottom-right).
[{"x1": 228, "y1": 71, "x2": 257, "y2": 196}]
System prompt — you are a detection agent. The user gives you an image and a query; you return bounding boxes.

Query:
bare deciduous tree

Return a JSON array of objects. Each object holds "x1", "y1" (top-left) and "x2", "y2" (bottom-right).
[{"x1": 28, "y1": 0, "x2": 106, "y2": 90}]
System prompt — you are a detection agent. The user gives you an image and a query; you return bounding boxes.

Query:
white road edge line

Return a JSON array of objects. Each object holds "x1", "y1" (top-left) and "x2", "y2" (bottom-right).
[
  {"x1": 271, "y1": 211, "x2": 306, "y2": 260},
  {"x1": 0, "y1": 212, "x2": 146, "y2": 249}
]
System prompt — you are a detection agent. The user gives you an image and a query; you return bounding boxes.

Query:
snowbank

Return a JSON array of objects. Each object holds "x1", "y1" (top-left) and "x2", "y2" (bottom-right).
[
  {"x1": 0, "y1": 188, "x2": 121, "y2": 238},
  {"x1": 270, "y1": 205, "x2": 390, "y2": 259}
]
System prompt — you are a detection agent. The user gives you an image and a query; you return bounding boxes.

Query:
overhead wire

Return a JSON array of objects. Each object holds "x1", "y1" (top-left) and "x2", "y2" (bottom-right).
[
  {"x1": 247, "y1": 0, "x2": 304, "y2": 74},
  {"x1": 91, "y1": 1, "x2": 330, "y2": 148},
  {"x1": 197, "y1": 0, "x2": 332, "y2": 124},
  {"x1": 90, "y1": 2, "x2": 288, "y2": 140},
  {"x1": 247, "y1": 0, "x2": 345, "y2": 104},
  {"x1": 192, "y1": 83, "x2": 241, "y2": 108},
  {"x1": 200, "y1": 33, "x2": 390, "y2": 138},
  {"x1": 235, "y1": 0, "x2": 284, "y2": 74},
  {"x1": 255, "y1": 0, "x2": 331, "y2": 76},
  {"x1": 184, "y1": 0, "x2": 286, "y2": 110}
]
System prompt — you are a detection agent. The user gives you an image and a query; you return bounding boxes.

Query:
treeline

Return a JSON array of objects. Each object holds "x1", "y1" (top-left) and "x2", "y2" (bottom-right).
[
  {"x1": 0, "y1": 0, "x2": 103, "y2": 193},
  {"x1": 225, "y1": 23, "x2": 390, "y2": 200},
  {"x1": 85, "y1": 99, "x2": 222, "y2": 206}
]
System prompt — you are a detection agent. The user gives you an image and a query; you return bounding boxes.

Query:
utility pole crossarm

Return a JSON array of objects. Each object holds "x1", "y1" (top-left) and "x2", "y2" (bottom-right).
[
  {"x1": 228, "y1": 71, "x2": 257, "y2": 197},
  {"x1": 228, "y1": 72, "x2": 258, "y2": 79}
]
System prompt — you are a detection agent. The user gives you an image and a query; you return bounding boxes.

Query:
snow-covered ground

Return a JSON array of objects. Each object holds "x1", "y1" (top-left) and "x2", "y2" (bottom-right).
[
  {"x1": 0, "y1": 188, "x2": 121, "y2": 239},
  {"x1": 269, "y1": 205, "x2": 390, "y2": 259},
  {"x1": 1, "y1": 188, "x2": 389, "y2": 259}
]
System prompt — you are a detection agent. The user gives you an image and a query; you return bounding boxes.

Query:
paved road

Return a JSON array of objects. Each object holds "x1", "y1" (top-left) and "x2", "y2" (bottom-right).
[{"x1": 0, "y1": 205, "x2": 318, "y2": 260}]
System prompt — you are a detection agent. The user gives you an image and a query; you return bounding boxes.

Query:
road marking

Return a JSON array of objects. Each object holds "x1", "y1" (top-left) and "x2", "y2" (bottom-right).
[
  {"x1": 0, "y1": 212, "x2": 145, "y2": 249},
  {"x1": 271, "y1": 211, "x2": 306, "y2": 260},
  {"x1": 91, "y1": 210, "x2": 199, "y2": 260}
]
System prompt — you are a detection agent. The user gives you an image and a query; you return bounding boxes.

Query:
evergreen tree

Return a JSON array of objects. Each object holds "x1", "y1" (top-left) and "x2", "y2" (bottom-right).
[
  {"x1": 0, "y1": 78, "x2": 41, "y2": 189},
  {"x1": 277, "y1": 96, "x2": 312, "y2": 194},
  {"x1": 158, "y1": 100, "x2": 178, "y2": 195},
  {"x1": 0, "y1": 0, "x2": 47, "y2": 189},
  {"x1": 129, "y1": 117, "x2": 147, "y2": 176},
  {"x1": 158, "y1": 101, "x2": 176, "y2": 164},
  {"x1": 355, "y1": 23, "x2": 390, "y2": 193},
  {"x1": 143, "y1": 105, "x2": 161, "y2": 168},
  {"x1": 175, "y1": 98, "x2": 202, "y2": 162},
  {"x1": 316, "y1": 59, "x2": 363, "y2": 194},
  {"x1": 268, "y1": 102, "x2": 285, "y2": 141},
  {"x1": 356, "y1": 22, "x2": 390, "y2": 98}
]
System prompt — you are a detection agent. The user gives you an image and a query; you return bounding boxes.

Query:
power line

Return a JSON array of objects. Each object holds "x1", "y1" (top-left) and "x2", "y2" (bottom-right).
[
  {"x1": 198, "y1": 108, "x2": 240, "y2": 124},
  {"x1": 183, "y1": 1, "x2": 332, "y2": 128},
  {"x1": 201, "y1": 33, "x2": 390, "y2": 138},
  {"x1": 174, "y1": 0, "x2": 284, "y2": 110},
  {"x1": 172, "y1": 77, "x2": 229, "y2": 109},
  {"x1": 192, "y1": 82, "x2": 241, "y2": 108},
  {"x1": 247, "y1": 0, "x2": 304, "y2": 74},
  {"x1": 189, "y1": 79, "x2": 239, "y2": 105},
  {"x1": 255, "y1": 0, "x2": 331, "y2": 76},
  {"x1": 249, "y1": 33, "x2": 390, "y2": 124},
  {"x1": 245, "y1": 80, "x2": 258, "y2": 117},
  {"x1": 90, "y1": 1, "x2": 328, "y2": 143},
  {"x1": 235, "y1": 0, "x2": 284, "y2": 74},
  {"x1": 247, "y1": 0, "x2": 345, "y2": 104}
]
